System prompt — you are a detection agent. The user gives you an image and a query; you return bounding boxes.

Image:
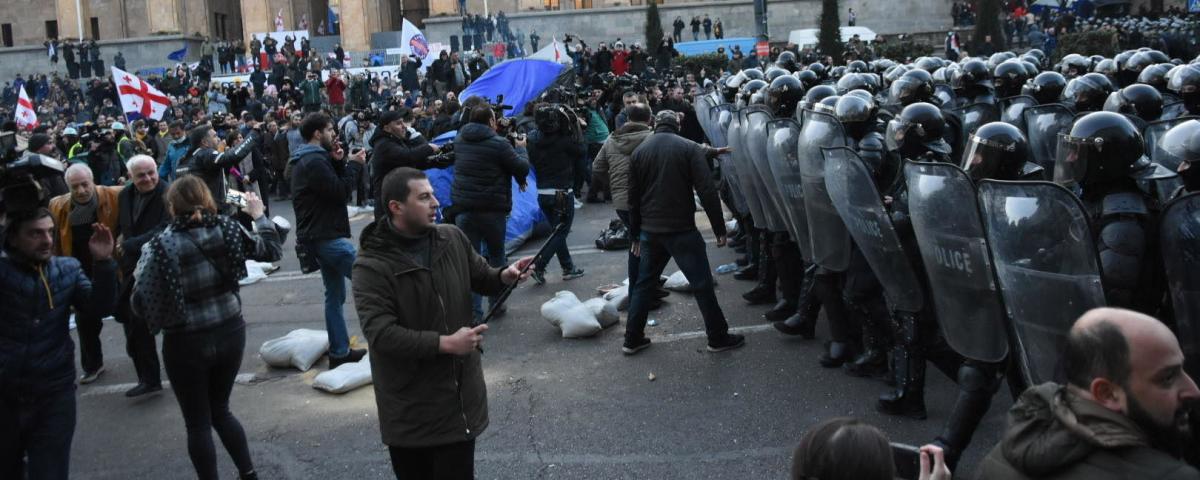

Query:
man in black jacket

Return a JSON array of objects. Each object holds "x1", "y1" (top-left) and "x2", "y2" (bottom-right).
[
  {"x1": 623, "y1": 110, "x2": 742, "y2": 355},
  {"x1": 400, "y1": 56, "x2": 422, "y2": 93},
  {"x1": 114, "y1": 155, "x2": 166, "y2": 397},
  {"x1": 450, "y1": 105, "x2": 530, "y2": 321},
  {"x1": 176, "y1": 124, "x2": 258, "y2": 214},
  {"x1": 291, "y1": 113, "x2": 369, "y2": 369},
  {"x1": 369, "y1": 108, "x2": 442, "y2": 220},
  {"x1": 526, "y1": 106, "x2": 585, "y2": 285}
]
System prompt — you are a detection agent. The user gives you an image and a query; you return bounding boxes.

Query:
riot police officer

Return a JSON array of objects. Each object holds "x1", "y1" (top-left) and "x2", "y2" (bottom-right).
[
  {"x1": 1023, "y1": 71, "x2": 1068, "y2": 105},
  {"x1": 1103, "y1": 84, "x2": 1165, "y2": 126}
]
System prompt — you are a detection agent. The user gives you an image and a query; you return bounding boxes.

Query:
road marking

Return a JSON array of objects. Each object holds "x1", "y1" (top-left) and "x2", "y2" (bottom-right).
[
  {"x1": 649, "y1": 323, "x2": 775, "y2": 344},
  {"x1": 80, "y1": 373, "x2": 256, "y2": 397}
]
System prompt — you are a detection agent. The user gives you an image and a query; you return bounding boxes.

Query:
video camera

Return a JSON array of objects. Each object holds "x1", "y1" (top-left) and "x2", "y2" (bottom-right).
[
  {"x1": 0, "y1": 131, "x2": 67, "y2": 216},
  {"x1": 489, "y1": 95, "x2": 525, "y2": 146}
]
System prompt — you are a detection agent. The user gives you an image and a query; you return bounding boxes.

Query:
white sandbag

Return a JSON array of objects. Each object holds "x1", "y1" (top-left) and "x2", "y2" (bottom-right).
[
  {"x1": 259, "y1": 329, "x2": 329, "y2": 371},
  {"x1": 582, "y1": 298, "x2": 619, "y2": 328},
  {"x1": 540, "y1": 291, "x2": 582, "y2": 327},
  {"x1": 313, "y1": 357, "x2": 373, "y2": 394},
  {"x1": 603, "y1": 285, "x2": 628, "y2": 301},
  {"x1": 239, "y1": 261, "x2": 269, "y2": 286},
  {"x1": 663, "y1": 271, "x2": 692, "y2": 292},
  {"x1": 560, "y1": 303, "x2": 603, "y2": 338}
]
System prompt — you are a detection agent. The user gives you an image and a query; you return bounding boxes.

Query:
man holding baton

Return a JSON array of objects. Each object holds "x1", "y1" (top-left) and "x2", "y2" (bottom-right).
[{"x1": 352, "y1": 167, "x2": 533, "y2": 479}]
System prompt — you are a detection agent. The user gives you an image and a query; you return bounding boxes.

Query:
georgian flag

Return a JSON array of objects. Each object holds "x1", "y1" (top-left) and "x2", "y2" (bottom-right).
[
  {"x1": 14, "y1": 86, "x2": 38, "y2": 130},
  {"x1": 112, "y1": 67, "x2": 170, "y2": 121}
]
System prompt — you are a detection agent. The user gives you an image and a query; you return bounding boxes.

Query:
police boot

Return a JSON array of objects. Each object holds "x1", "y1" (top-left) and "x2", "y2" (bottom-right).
[
  {"x1": 814, "y1": 271, "x2": 859, "y2": 367},
  {"x1": 775, "y1": 264, "x2": 821, "y2": 338},
  {"x1": 933, "y1": 363, "x2": 1002, "y2": 471},
  {"x1": 733, "y1": 227, "x2": 760, "y2": 280},
  {"x1": 742, "y1": 235, "x2": 777, "y2": 305},
  {"x1": 844, "y1": 297, "x2": 891, "y2": 379},
  {"x1": 877, "y1": 343, "x2": 928, "y2": 420},
  {"x1": 765, "y1": 240, "x2": 800, "y2": 322}
]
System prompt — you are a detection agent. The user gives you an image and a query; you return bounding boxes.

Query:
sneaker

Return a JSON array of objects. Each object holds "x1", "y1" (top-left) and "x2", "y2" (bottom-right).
[
  {"x1": 707, "y1": 334, "x2": 746, "y2": 352},
  {"x1": 124, "y1": 383, "x2": 163, "y2": 398},
  {"x1": 329, "y1": 348, "x2": 368, "y2": 370},
  {"x1": 531, "y1": 269, "x2": 547, "y2": 285},
  {"x1": 79, "y1": 365, "x2": 106, "y2": 384},
  {"x1": 562, "y1": 268, "x2": 585, "y2": 281},
  {"x1": 622, "y1": 337, "x2": 652, "y2": 355}
]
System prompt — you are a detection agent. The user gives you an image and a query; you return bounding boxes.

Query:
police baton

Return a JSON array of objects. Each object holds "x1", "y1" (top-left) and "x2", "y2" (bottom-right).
[{"x1": 476, "y1": 191, "x2": 572, "y2": 327}]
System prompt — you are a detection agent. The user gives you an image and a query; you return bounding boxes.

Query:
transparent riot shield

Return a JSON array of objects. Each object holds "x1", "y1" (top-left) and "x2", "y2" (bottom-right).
[
  {"x1": 904, "y1": 161, "x2": 1009, "y2": 363},
  {"x1": 767, "y1": 118, "x2": 811, "y2": 261},
  {"x1": 999, "y1": 95, "x2": 1038, "y2": 131},
  {"x1": 934, "y1": 84, "x2": 957, "y2": 108},
  {"x1": 952, "y1": 102, "x2": 1001, "y2": 138},
  {"x1": 799, "y1": 109, "x2": 853, "y2": 271},
  {"x1": 714, "y1": 105, "x2": 748, "y2": 216},
  {"x1": 1162, "y1": 99, "x2": 1190, "y2": 121},
  {"x1": 977, "y1": 180, "x2": 1107, "y2": 386},
  {"x1": 694, "y1": 94, "x2": 717, "y2": 143},
  {"x1": 745, "y1": 109, "x2": 788, "y2": 233},
  {"x1": 729, "y1": 108, "x2": 769, "y2": 227},
  {"x1": 1022, "y1": 104, "x2": 1075, "y2": 173},
  {"x1": 824, "y1": 147, "x2": 924, "y2": 313},
  {"x1": 1161, "y1": 193, "x2": 1200, "y2": 378},
  {"x1": 1145, "y1": 117, "x2": 1200, "y2": 159}
]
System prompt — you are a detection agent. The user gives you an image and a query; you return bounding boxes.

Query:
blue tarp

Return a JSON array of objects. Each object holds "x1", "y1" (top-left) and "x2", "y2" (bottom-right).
[
  {"x1": 458, "y1": 59, "x2": 568, "y2": 115},
  {"x1": 426, "y1": 130, "x2": 547, "y2": 253},
  {"x1": 673, "y1": 37, "x2": 758, "y2": 58}
]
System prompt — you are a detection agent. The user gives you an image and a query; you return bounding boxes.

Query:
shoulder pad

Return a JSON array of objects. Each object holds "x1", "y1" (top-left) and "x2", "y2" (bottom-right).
[
  {"x1": 859, "y1": 132, "x2": 885, "y2": 152},
  {"x1": 1102, "y1": 191, "x2": 1149, "y2": 217}
]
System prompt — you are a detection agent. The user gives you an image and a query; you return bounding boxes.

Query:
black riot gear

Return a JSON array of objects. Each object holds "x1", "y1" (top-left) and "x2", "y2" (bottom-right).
[
  {"x1": 766, "y1": 75, "x2": 806, "y2": 119},
  {"x1": 988, "y1": 52, "x2": 1017, "y2": 71},
  {"x1": 993, "y1": 61, "x2": 1030, "y2": 98},
  {"x1": 776, "y1": 51, "x2": 799, "y2": 72},
  {"x1": 961, "y1": 121, "x2": 1040, "y2": 181},
  {"x1": 847, "y1": 60, "x2": 868, "y2": 73},
  {"x1": 1138, "y1": 63, "x2": 1173, "y2": 93},
  {"x1": 1061, "y1": 54, "x2": 1091, "y2": 78},
  {"x1": 873, "y1": 59, "x2": 897, "y2": 75},
  {"x1": 835, "y1": 94, "x2": 878, "y2": 140},
  {"x1": 814, "y1": 95, "x2": 841, "y2": 115},
  {"x1": 1094, "y1": 58, "x2": 1120, "y2": 87},
  {"x1": 801, "y1": 84, "x2": 837, "y2": 111},
  {"x1": 808, "y1": 63, "x2": 828, "y2": 81},
  {"x1": 795, "y1": 70, "x2": 820, "y2": 90},
  {"x1": 1167, "y1": 63, "x2": 1200, "y2": 115},
  {"x1": 739, "y1": 79, "x2": 768, "y2": 105},
  {"x1": 1062, "y1": 73, "x2": 1114, "y2": 113},
  {"x1": 915, "y1": 56, "x2": 942, "y2": 74},
  {"x1": 887, "y1": 102, "x2": 951, "y2": 158},
  {"x1": 890, "y1": 69, "x2": 936, "y2": 107},
  {"x1": 1103, "y1": 84, "x2": 1164, "y2": 123},
  {"x1": 1114, "y1": 50, "x2": 1137, "y2": 86},
  {"x1": 1156, "y1": 120, "x2": 1200, "y2": 191},
  {"x1": 1023, "y1": 71, "x2": 1067, "y2": 105},
  {"x1": 1054, "y1": 111, "x2": 1146, "y2": 190},
  {"x1": 765, "y1": 66, "x2": 789, "y2": 83},
  {"x1": 830, "y1": 66, "x2": 848, "y2": 80},
  {"x1": 954, "y1": 60, "x2": 992, "y2": 92},
  {"x1": 743, "y1": 68, "x2": 765, "y2": 82},
  {"x1": 836, "y1": 73, "x2": 872, "y2": 95},
  {"x1": 724, "y1": 73, "x2": 747, "y2": 103}
]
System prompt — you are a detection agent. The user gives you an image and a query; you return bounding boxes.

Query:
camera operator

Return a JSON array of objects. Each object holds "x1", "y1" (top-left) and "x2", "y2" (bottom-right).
[
  {"x1": 527, "y1": 105, "x2": 586, "y2": 284},
  {"x1": 176, "y1": 123, "x2": 260, "y2": 214},
  {"x1": 1, "y1": 205, "x2": 117, "y2": 480},
  {"x1": 368, "y1": 108, "x2": 442, "y2": 220},
  {"x1": 338, "y1": 110, "x2": 374, "y2": 207},
  {"x1": 450, "y1": 105, "x2": 530, "y2": 322}
]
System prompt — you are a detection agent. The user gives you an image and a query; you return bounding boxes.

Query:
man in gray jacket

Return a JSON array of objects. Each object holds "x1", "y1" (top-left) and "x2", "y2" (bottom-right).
[{"x1": 592, "y1": 103, "x2": 653, "y2": 284}]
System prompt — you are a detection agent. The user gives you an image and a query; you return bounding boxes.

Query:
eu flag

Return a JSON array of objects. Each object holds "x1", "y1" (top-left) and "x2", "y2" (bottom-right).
[{"x1": 167, "y1": 44, "x2": 188, "y2": 62}]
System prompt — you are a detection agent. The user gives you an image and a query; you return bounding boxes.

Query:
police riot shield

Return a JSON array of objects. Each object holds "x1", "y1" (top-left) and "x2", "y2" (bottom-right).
[
  {"x1": 709, "y1": 105, "x2": 731, "y2": 148},
  {"x1": 714, "y1": 105, "x2": 749, "y2": 216},
  {"x1": 1161, "y1": 193, "x2": 1200, "y2": 378},
  {"x1": 729, "y1": 108, "x2": 769, "y2": 224},
  {"x1": 745, "y1": 109, "x2": 788, "y2": 233},
  {"x1": 695, "y1": 95, "x2": 717, "y2": 143},
  {"x1": 904, "y1": 161, "x2": 1009, "y2": 362},
  {"x1": 1022, "y1": 104, "x2": 1075, "y2": 173},
  {"x1": 1162, "y1": 98, "x2": 1189, "y2": 121},
  {"x1": 1145, "y1": 117, "x2": 1199, "y2": 159},
  {"x1": 977, "y1": 180, "x2": 1106, "y2": 386},
  {"x1": 767, "y1": 118, "x2": 812, "y2": 260},
  {"x1": 824, "y1": 147, "x2": 925, "y2": 313},
  {"x1": 799, "y1": 109, "x2": 853, "y2": 271},
  {"x1": 999, "y1": 95, "x2": 1037, "y2": 131},
  {"x1": 952, "y1": 102, "x2": 1001, "y2": 138},
  {"x1": 934, "y1": 84, "x2": 957, "y2": 108}
]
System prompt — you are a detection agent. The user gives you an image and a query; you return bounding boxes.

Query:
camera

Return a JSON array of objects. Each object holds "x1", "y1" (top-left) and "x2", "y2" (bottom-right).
[
  {"x1": 0, "y1": 134, "x2": 67, "y2": 216},
  {"x1": 427, "y1": 141, "x2": 455, "y2": 168}
]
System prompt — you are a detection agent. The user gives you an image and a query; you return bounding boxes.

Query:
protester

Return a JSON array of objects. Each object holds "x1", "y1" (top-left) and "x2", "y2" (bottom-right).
[
  {"x1": 977, "y1": 308, "x2": 1200, "y2": 478},
  {"x1": 353, "y1": 166, "x2": 533, "y2": 479},
  {"x1": 290, "y1": 113, "x2": 369, "y2": 369},
  {"x1": 790, "y1": 417, "x2": 951, "y2": 480},
  {"x1": 48, "y1": 164, "x2": 122, "y2": 383},
  {"x1": 176, "y1": 124, "x2": 260, "y2": 214},
  {"x1": 449, "y1": 105, "x2": 530, "y2": 322},
  {"x1": 368, "y1": 108, "x2": 440, "y2": 220},
  {"x1": 592, "y1": 102, "x2": 653, "y2": 284},
  {"x1": 113, "y1": 155, "x2": 167, "y2": 397},
  {"x1": 131, "y1": 176, "x2": 281, "y2": 480},
  {"x1": 0, "y1": 207, "x2": 116, "y2": 480}
]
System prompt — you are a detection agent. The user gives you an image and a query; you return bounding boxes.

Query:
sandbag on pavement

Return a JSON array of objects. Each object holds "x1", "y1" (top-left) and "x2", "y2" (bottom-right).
[
  {"x1": 313, "y1": 357, "x2": 373, "y2": 394},
  {"x1": 260, "y1": 329, "x2": 329, "y2": 371},
  {"x1": 540, "y1": 291, "x2": 604, "y2": 338},
  {"x1": 583, "y1": 297, "x2": 620, "y2": 328}
]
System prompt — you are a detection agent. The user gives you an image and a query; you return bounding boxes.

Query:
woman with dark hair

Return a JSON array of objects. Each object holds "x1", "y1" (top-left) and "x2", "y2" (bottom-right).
[
  {"x1": 132, "y1": 175, "x2": 282, "y2": 480},
  {"x1": 790, "y1": 417, "x2": 950, "y2": 480}
]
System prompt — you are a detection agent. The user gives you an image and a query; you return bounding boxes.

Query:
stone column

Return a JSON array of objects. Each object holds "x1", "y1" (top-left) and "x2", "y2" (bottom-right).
[
  {"x1": 146, "y1": 0, "x2": 183, "y2": 34},
  {"x1": 339, "y1": 0, "x2": 373, "y2": 51},
  {"x1": 55, "y1": 0, "x2": 93, "y2": 41},
  {"x1": 241, "y1": 0, "x2": 273, "y2": 45}
]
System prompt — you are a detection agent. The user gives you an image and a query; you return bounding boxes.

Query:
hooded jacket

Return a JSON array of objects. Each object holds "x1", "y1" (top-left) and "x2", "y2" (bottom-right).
[
  {"x1": 450, "y1": 122, "x2": 530, "y2": 213},
  {"x1": 592, "y1": 122, "x2": 652, "y2": 210},
  {"x1": 352, "y1": 221, "x2": 506, "y2": 447},
  {"x1": 289, "y1": 143, "x2": 362, "y2": 242},
  {"x1": 977, "y1": 383, "x2": 1200, "y2": 480}
]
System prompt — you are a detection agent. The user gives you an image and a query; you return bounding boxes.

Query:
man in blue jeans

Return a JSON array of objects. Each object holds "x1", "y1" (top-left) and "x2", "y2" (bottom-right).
[
  {"x1": 623, "y1": 110, "x2": 743, "y2": 355},
  {"x1": 290, "y1": 112, "x2": 368, "y2": 369}
]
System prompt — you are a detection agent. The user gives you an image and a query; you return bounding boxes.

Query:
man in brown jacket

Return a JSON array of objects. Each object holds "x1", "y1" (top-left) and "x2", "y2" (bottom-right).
[
  {"x1": 48, "y1": 163, "x2": 122, "y2": 384},
  {"x1": 593, "y1": 103, "x2": 653, "y2": 284},
  {"x1": 352, "y1": 167, "x2": 532, "y2": 479},
  {"x1": 976, "y1": 308, "x2": 1200, "y2": 480}
]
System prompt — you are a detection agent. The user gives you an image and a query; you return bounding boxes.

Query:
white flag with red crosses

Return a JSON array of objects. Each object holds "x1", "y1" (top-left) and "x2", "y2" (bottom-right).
[
  {"x1": 14, "y1": 86, "x2": 38, "y2": 130},
  {"x1": 112, "y1": 67, "x2": 170, "y2": 121}
]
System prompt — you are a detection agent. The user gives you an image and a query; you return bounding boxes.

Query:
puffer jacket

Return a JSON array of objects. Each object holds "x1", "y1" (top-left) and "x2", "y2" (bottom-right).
[
  {"x1": 592, "y1": 122, "x2": 651, "y2": 210},
  {"x1": 450, "y1": 122, "x2": 529, "y2": 213},
  {"x1": 977, "y1": 382, "x2": 1200, "y2": 480},
  {"x1": 159, "y1": 137, "x2": 190, "y2": 182},
  {"x1": 352, "y1": 220, "x2": 506, "y2": 447},
  {"x1": 527, "y1": 131, "x2": 584, "y2": 191},
  {"x1": 0, "y1": 251, "x2": 118, "y2": 396},
  {"x1": 369, "y1": 129, "x2": 438, "y2": 219}
]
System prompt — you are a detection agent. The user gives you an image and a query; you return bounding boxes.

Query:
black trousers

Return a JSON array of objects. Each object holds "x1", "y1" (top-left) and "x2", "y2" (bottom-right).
[
  {"x1": 389, "y1": 439, "x2": 475, "y2": 480},
  {"x1": 75, "y1": 312, "x2": 104, "y2": 375},
  {"x1": 116, "y1": 288, "x2": 161, "y2": 386}
]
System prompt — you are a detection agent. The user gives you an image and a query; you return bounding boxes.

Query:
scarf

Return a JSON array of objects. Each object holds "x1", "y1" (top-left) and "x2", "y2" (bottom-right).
[{"x1": 69, "y1": 194, "x2": 99, "y2": 226}]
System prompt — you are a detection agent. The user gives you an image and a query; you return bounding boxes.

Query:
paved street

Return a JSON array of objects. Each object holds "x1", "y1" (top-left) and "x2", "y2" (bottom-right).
[{"x1": 70, "y1": 198, "x2": 1008, "y2": 479}]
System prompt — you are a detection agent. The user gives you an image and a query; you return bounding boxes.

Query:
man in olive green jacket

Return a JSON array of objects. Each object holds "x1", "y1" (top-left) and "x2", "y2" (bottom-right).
[{"x1": 353, "y1": 167, "x2": 532, "y2": 479}]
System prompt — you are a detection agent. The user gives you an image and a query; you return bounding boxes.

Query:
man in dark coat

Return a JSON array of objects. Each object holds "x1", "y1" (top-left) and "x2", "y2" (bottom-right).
[
  {"x1": 368, "y1": 108, "x2": 441, "y2": 219},
  {"x1": 113, "y1": 156, "x2": 166, "y2": 397}
]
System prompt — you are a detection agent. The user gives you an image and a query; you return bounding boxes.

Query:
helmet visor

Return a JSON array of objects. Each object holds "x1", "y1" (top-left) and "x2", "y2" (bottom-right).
[
  {"x1": 962, "y1": 133, "x2": 1018, "y2": 181},
  {"x1": 1053, "y1": 132, "x2": 1104, "y2": 187},
  {"x1": 885, "y1": 118, "x2": 921, "y2": 152}
]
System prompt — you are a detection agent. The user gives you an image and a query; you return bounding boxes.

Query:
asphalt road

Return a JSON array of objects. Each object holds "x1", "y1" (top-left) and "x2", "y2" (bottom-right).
[{"x1": 69, "y1": 198, "x2": 1009, "y2": 479}]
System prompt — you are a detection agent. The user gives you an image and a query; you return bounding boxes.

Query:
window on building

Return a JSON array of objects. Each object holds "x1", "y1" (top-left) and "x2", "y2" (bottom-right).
[
  {"x1": 90, "y1": 17, "x2": 100, "y2": 40},
  {"x1": 575, "y1": 0, "x2": 593, "y2": 8},
  {"x1": 543, "y1": 0, "x2": 560, "y2": 10},
  {"x1": 214, "y1": 13, "x2": 228, "y2": 39},
  {"x1": 1, "y1": 24, "x2": 11, "y2": 47},
  {"x1": 46, "y1": 21, "x2": 58, "y2": 40}
]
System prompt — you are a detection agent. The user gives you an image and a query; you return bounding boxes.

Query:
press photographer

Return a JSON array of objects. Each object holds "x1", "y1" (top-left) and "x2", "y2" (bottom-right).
[
  {"x1": 369, "y1": 107, "x2": 443, "y2": 219},
  {"x1": 527, "y1": 103, "x2": 586, "y2": 284},
  {"x1": 176, "y1": 122, "x2": 260, "y2": 214}
]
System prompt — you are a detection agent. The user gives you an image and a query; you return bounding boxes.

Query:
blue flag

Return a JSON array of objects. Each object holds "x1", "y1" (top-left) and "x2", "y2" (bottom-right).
[{"x1": 167, "y1": 44, "x2": 188, "y2": 62}]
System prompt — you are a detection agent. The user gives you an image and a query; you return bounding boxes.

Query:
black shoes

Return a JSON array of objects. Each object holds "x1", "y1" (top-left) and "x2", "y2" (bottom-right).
[
  {"x1": 707, "y1": 334, "x2": 746, "y2": 352},
  {"x1": 329, "y1": 348, "x2": 368, "y2": 369},
  {"x1": 844, "y1": 349, "x2": 889, "y2": 378},
  {"x1": 764, "y1": 299, "x2": 798, "y2": 322},
  {"x1": 80, "y1": 366, "x2": 106, "y2": 384},
  {"x1": 773, "y1": 311, "x2": 817, "y2": 339},
  {"x1": 877, "y1": 390, "x2": 928, "y2": 420},
  {"x1": 733, "y1": 265, "x2": 758, "y2": 281},
  {"x1": 818, "y1": 341, "x2": 858, "y2": 368},
  {"x1": 742, "y1": 285, "x2": 776, "y2": 305},
  {"x1": 622, "y1": 337, "x2": 652, "y2": 355},
  {"x1": 124, "y1": 383, "x2": 163, "y2": 398}
]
